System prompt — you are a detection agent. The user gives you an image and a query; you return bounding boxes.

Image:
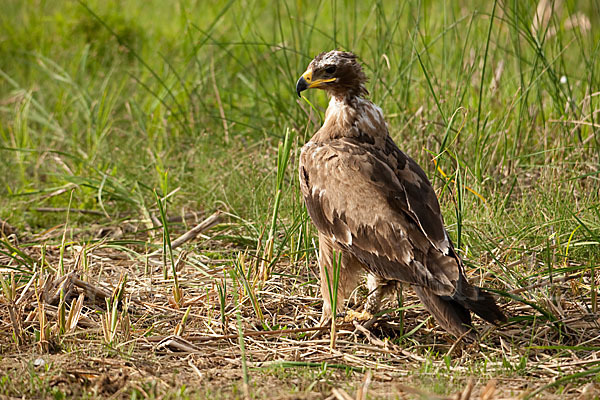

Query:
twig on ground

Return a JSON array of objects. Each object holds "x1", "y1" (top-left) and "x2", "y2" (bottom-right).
[
  {"x1": 355, "y1": 370, "x2": 372, "y2": 400},
  {"x1": 72, "y1": 276, "x2": 112, "y2": 302},
  {"x1": 352, "y1": 320, "x2": 426, "y2": 363},
  {"x1": 170, "y1": 211, "x2": 222, "y2": 249},
  {"x1": 35, "y1": 207, "x2": 104, "y2": 216},
  {"x1": 509, "y1": 273, "x2": 583, "y2": 294},
  {"x1": 156, "y1": 335, "x2": 201, "y2": 352},
  {"x1": 145, "y1": 323, "x2": 355, "y2": 345},
  {"x1": 331, "y1": 387, "x2": 354, "y2": 400}
]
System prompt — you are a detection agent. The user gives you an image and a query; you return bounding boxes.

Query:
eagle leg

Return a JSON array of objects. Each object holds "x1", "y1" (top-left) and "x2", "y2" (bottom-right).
[
  {"x1": 364, "y1": 274, "x2": 383, "y2": 316},
  {"x1": 317, "y1": 233, "x2": 363, "y2": 324},
  {"x1": 364, "y1": 273, "x2": 398, "y2": 315}
]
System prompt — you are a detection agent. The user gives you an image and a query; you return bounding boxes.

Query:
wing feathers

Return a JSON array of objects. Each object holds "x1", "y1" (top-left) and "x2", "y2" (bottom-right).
[
  {"x1": 413, "y1": 285, "x2": 476, "y2": 340},
  {"x1": 300, "y1": 139, "x2": 460, "y2": 295}
]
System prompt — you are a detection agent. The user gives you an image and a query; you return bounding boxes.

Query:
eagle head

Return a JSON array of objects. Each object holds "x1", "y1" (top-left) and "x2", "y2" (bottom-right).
[{"x1": 296, "y1": 50, "x2": 368, "y2": 99}]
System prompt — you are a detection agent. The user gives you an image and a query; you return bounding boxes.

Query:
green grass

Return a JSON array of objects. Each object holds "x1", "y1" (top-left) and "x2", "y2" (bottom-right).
[{"x1": 1, "y1": 0, "x2": 600, "y2": 398}]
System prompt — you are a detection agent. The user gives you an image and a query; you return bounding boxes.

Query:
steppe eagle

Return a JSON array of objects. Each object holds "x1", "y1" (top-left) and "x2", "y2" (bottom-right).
[{"x1": 296, "y1": 50, "x2": 506, "y2": 339}]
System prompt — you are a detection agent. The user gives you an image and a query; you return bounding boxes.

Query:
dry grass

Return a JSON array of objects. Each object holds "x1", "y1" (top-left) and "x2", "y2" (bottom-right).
[
  {"x1": 1, "y1": 1, "x2": 599, "y2": 398},
  {"x1": 1, "y1": 212, "x2": 599, "y2": 399}
]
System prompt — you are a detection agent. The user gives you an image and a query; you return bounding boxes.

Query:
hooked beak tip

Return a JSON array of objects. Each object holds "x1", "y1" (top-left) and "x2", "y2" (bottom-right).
[{"x1": 296, "y1": 76, "x2": 308, "y2": 97}]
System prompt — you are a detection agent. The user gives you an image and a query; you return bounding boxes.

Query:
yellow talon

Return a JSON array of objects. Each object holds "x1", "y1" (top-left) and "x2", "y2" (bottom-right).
[{"x1": 343, "y1": 309, "x2": 373, "y2": 322}]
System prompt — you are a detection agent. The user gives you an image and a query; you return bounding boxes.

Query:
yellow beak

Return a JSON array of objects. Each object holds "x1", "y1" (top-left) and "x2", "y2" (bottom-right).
[{"x1": 296, "y1": 69, "x2": 336, "y2": 97}]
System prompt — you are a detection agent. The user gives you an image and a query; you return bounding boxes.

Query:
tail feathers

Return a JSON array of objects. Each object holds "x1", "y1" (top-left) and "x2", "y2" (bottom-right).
[
  {"x1": 413, "y1": 286, "x2": 476, "y2": 340},
  {"x1": 458, "y1": 286, "x2": 507, "y2": 325}
]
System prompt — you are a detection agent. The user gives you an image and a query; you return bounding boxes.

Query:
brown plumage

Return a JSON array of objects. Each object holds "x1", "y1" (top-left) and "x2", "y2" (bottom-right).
[{"x1": 296, "y1": 50, "x2": 506, "y2": 339}]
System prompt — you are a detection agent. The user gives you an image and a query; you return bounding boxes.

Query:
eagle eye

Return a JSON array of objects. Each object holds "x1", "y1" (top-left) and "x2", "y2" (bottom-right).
[{"x1": 324, "y1": 65, "x2": 337, "y2": 74}]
